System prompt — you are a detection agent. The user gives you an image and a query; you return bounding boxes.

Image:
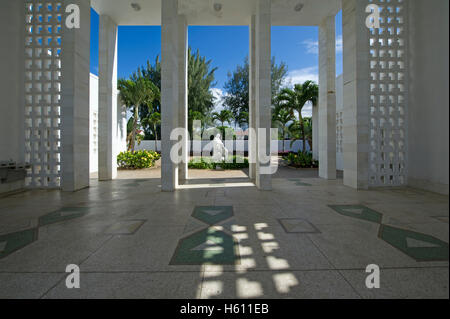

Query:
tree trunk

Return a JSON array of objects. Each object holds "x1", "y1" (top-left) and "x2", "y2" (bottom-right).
[
  {"x1": 307, "y1": 136, "x2": 312, "y2": 152},
  {"x1": 130, "y1": 105, "x2": 138, "y2": 153},
  {"x1": 127, "y1": 131, "x2": 133, "y2": 151},
  {"x1": 154, "y1": 123, "x2": 158, "y2": 152},
  {"x1": 299, "y1": 116, "x2": 306, "y2": 153},
  {"x1": 221, "y1": 121, "x2": 225, "y2": 139}
]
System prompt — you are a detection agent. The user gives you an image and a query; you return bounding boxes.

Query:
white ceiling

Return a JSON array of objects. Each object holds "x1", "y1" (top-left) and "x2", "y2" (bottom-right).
[{"x1": 91, "y1": 0, "x2": 341, "y2": 26}]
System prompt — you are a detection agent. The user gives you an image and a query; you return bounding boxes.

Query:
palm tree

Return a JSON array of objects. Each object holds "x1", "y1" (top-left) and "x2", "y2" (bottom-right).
[
  {"x1": 307, "y1": 82, "x2": 318, "y2": 108},
  {"x1": 118, "y1": 72, "x2": 159, "y2": 152},
  {"x1": 288, "y1": 117, "x2": 313, "y2": 152},
  {"x1": 272, "y1": 106, "x2": 295, "y2": 139},
  {"x1": 303, "y1": 117, "x2": 313, "y2": 152},
  {"x1": 142, "y1": 112, "x2": 161, "y2": 152},
  {"x1": 188, "y1": 48, "x2": 218, "y2": 136},
  {"x1": 287, "y1": 119, "x2": 301, "y2": 148},
  {"x1": 189, "y1": 110, "x2": 211, "y2": 138},
  {"x1": 236, "y1": 111, "x2": 249, "y2": 130},
  {"x1": 212, "y1": 109, "x2": 234, "y2": 138},
  {"x1": 304, "y1": 82, "x2": 318, "y2": 154},
  {"x1": 276, "y1": 80, "x2": 317, "y2": 153},
  {"x1": 272, "y1": 106, "x2": 295, "y2": 152}
]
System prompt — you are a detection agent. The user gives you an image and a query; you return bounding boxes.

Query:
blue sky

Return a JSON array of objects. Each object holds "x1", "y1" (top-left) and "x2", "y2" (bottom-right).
[{"x1": 90, "y1": 8, "x2": 342, "y2": 115}]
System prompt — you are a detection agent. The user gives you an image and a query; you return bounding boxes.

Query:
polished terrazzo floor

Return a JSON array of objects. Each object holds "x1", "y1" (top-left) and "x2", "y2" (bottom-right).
[{"x1": 0, "y1": 167, "x2": 448, "y2": 298}]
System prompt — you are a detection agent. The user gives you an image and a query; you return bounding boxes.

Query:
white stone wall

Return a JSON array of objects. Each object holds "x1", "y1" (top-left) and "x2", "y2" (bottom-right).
[
  {"x1": 89, "y1": 74, "x2": 126, "y2": 173},
  {"x1": 89, "y1": 74, "x2": 99, "y2": 173},
  {"x1": 407, "y1": 0, "x2": 449, "y2": 194}
]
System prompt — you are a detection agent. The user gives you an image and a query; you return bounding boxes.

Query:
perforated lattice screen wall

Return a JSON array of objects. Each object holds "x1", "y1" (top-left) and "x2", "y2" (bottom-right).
[
  {"x1": 24, "y1": 1, "x2": 62, "y2": 188},
  {"x1": 368, "y1": 0, "x2": 408, "y2": 186}
]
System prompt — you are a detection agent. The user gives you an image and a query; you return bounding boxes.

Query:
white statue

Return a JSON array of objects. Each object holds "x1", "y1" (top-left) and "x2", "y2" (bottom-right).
[{"x1": 211, "y1": 134, "x2": 228, "y2": 162}]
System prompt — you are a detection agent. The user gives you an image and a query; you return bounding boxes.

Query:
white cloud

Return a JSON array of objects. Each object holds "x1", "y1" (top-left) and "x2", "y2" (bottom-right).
[
  {"x1": 284, "y1": 66, "x2": 318, "y2": 87},
  {"x1": 302, "y1": 39, "x2": 318, "y2": 54},
  {"x1": 302, "y1": 101, "x2": 313, "y2": 118},
  {"x1": 210, "y1": 88, "x2": 225, "y2": 112},
  {"x1": 302, "y1": 35, "x2": 343, "y2": 55},
  {"x1": 336, "y1": 35, "x2": 343, "y2": 54},
  {"x1": 290, "y1": 103, "x2": 313, "y2": 120}
]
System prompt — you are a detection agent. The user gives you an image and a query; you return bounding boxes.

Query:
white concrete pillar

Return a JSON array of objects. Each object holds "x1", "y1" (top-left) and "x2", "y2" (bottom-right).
[
  {"x1": 318, "y1": 15, "x2": 337, "y2": 180},
  {"x1": 60, "y1": 0, "x2": 91, "y2": 191},
  {"x1": 248, "y1": 15, "x2": 257, "y2": 180},
  {"x1": 0, "y1": 0, "x2": 24, "y2": 165},
  {"x1": 312, "y1": 105, "x2": 319, "y2": 160},
  {"x1": 98, "y1": 15, "x2": 118, "y2": 181},
  {"x1": 178, "y1": 15, "x2": 188, "y2": 183},
  {"x1": 161, "y1": 0, "x2": 181, "y2": 191},
  {"x1": 255, "y1": 0, "x2": 272, "y2": 191},
  {"x1": 342, "y1": 0, "x2": 370, "y2": 189}
]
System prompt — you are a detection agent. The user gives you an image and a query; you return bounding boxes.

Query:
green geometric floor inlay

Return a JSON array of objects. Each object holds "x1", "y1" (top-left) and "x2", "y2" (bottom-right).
[
  {"x1": 379, "y1": 225, "x2": 449, "y2": 262},
  {"x1": 0, "y1": 228, "x2": 38, "y2": 259},
  {"x1": 192, "y1": 206, "x2": 233, "y2": 225},
  {"x1": 329, "y1": 203, "x2": 449, "y2": 262},
  {"x1": 1, "y1": 207, "x2": 91, "y2": 259},
  {"x1": 122, "y1": 182, "x2": 140, "y2": 187},
  {"x1": 38, "y1": 207, "x2": 89, "y2": 227},
  {"x1": 170, "y1": 227, "x2": 239, "y2": 265},
  {"x1": 288, "y1": 178, "x2": 312, "y2": 186},
  {"x1": 328, "y1": 205, "x2": 383, "y2": 224}
]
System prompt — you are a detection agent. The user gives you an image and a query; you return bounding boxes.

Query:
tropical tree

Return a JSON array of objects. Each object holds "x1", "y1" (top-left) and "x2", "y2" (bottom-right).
[
  {"x1": 272, "y1": 106, "x2": 295, "y2": 141},
  {"x1": 141, "y1": 112, "x2": 161, "y2": 152},
  {"x1": 137, "y1": 48, "x2": 217, "y2": 138},
  {"x1": 307, "y1": 83, "x2": 319, "y2": 108},
  {"x1": 223, "y1": 56, "x2": 288, "y2": 128},
  {"x1": 118, "y1": 71, "x2": 160, "y2": 152},
  {"x1": 212, "y1": 109, "x2": 234, "y2": 138},
  {"x1": 305, "y1": 82, "x2": 318, "y2": 154},
  {"x1": 212, "y1": 109, "x2": 234, "y2": 127},
  {"x1": 188, "y1": 48, "x2": 218, "y2": 135},
  {"x1": 139, "y1": 56, "x2": 162, "y2": 139},
  {"x1": 189, "y1": 110, "x2": 212, "y2": 138},
  {"x1": 303, "y1": 117, "x2": 313, "y2": 151},
  {"x1": 288, "y1": 117, "x2": 313, "y2": 151},
  {"x1": 236, "y1": 111, "x2": 249, "y2": 130},
  {"x1": 276, "y1": 80, "x2": 317, "y2": 153}
]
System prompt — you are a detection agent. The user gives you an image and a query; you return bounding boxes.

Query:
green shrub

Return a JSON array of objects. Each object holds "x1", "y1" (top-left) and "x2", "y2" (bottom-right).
[
  {"x1": 283, "y1": 151, "x2": 318, "y2": 168},
  {"x1": 188, "y1": 156, "x2": 249, "y2": 170},
  {"x1": 117, "y1": 150, "x2": 161, "y2": 169}
]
